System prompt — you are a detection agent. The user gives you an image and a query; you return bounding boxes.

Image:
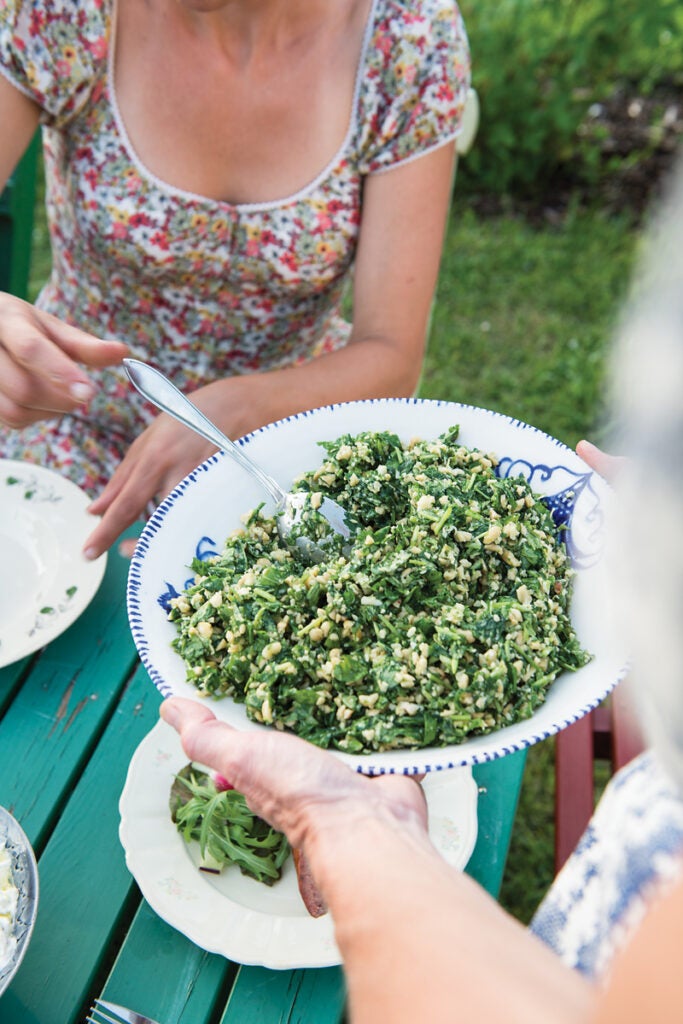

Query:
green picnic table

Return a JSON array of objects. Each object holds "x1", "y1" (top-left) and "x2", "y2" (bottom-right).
[{"x1": 0, "y1": 538, "x2": 526, "y2": 1024}]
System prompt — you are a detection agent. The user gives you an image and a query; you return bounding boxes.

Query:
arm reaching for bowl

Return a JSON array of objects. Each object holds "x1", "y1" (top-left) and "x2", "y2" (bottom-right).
[
  {"x1": 160, "y1": 697, "x2": 593, "y2": 1024},
  {"x1": 0, "y1": 75, "x2": 128, "y2": 425}
]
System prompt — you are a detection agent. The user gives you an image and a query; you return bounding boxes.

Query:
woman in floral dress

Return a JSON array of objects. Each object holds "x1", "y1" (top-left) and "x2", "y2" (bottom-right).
[{"x1": 0, "y1": 0, "x2": 470, "y2": 558}]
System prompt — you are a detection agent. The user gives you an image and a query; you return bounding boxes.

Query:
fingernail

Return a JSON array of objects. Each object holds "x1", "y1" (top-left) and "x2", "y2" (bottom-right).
[
  {"x1": 70, "y1": 381, "x2": 95, "y2": 403},
  {"x1": 83, "y1": 546, "x2": 98, "y2": 561},
  {"x1": 213, "y1": 772, "x2": 234, "y2": 792}
]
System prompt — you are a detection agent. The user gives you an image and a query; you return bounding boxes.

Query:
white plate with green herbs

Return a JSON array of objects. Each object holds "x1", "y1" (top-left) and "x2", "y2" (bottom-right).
[
  {"x1": 119, "y1": 719, "x2": 478, "y2": 969},
  {"x1": 127, "y1": 398, "x2": 625, "y2": 774},
  {"x1": 0, "y1": 461, "x2": 107, "y2": 669}
]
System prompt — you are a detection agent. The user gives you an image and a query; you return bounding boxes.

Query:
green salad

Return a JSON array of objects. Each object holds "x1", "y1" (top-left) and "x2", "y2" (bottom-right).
[
  {"x1": 168, "y1": 426, "x2": 591, "y2": 753},
  {"x1": 170, "y1": 764, "x2": 290, "y2": 884}
]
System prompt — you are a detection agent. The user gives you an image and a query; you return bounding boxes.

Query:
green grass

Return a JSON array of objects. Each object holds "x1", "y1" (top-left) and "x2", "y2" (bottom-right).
[
  {"x1": 422, "y1": 197, "x2": 639, "y2": 446},
  {"x1": 28, "y1": 172, "x2": 641, "y2": 926},
  {"x1": 419, "y1": 196, "x2": 640, "y2": 922}
]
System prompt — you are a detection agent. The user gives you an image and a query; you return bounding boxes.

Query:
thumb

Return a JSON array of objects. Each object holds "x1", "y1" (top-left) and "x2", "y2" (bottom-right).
[
  {"x1": 161, "y1": 698, "x2": 243, "y2": 771},
  {"x1": 576, "y1": 439, "x2": 626, "y2": 482}
]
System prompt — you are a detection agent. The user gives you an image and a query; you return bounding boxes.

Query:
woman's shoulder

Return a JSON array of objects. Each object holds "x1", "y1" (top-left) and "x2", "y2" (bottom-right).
[
  {"x1": 370, "y1": 0, "x2": 468, "y2": 58},
  {"x1": 0, "y1": 0, "x2": 112, "y2": 124},
  {"x1": 356, "y1": 0, "x2": 470, "y2": 173}
]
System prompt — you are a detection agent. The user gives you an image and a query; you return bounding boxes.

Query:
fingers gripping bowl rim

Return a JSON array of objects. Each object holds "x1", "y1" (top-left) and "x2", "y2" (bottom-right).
[{"x1": 126, "y1": 398, "x2": 627, "y2": 775}]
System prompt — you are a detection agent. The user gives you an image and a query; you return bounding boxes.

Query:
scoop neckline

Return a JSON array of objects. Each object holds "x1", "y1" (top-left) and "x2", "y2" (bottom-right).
[{"x1": 107, "y1": 0, "x2": 380, "y2": 212}]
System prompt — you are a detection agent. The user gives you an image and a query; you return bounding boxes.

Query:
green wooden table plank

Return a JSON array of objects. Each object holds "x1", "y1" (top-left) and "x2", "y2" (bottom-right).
[
  {"x1": 1, "y1": 665, "x2": 161, "y2": 1024},
  {"x1": 467, "y1": 749, "x2": 527, "y2": 898},
  {"x1": 0, "y1": 550, "x2": 136, "y2": 849},
  {"x1": 222, "y1": 965, "x2": 346, "y2": 1024},
  {"x1": 0, "y1": 655, "x2": 31, "y2": 715},
  {"x1": 100, "y1": 899, "x2": 236, "y2": 1024}
]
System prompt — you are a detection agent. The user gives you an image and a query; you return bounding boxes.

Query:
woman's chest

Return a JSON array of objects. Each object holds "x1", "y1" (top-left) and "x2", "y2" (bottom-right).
[
  {"x1": 111, "y1": 5, "x2": 368, "y2": 206},
  {"x1": 45, "y1": 100, "x2": 363, "y2": 292}
]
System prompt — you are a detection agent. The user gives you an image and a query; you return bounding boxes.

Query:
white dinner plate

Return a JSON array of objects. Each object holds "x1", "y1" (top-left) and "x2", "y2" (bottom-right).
[
  {"x1": 0, "y1": 461, "x2": 107, "y2": 669},
  {"x1": 119, "y1": 719, "x2": 478, "y2": 970},
  {"x1": 127, "y1": 398, "x2": 627, "y2": 774},
  {"x1": 0, "y1": 806, "x2": 39, "y2": 998}
]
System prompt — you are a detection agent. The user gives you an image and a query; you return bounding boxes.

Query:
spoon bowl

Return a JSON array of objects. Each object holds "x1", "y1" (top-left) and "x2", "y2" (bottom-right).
[{"x1": 123, "y1": 358, "x2": 351, "y2": 562}]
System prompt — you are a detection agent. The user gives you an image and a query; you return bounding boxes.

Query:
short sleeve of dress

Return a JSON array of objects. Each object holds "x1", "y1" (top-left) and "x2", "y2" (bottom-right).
[
  {"x1": 357, "y1": 0, "x2": 471, "y2": 175},
  {"x1": 0, "y1": 0, "x2": 109, "y2": 127},
  {"x1": 529, "y1": 751, "x2": 683, "y2": 981}
]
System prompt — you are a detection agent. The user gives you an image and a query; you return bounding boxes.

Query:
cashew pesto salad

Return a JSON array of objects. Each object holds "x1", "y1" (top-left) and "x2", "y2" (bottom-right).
[{"x1": 168, "y1": 427, "x2": 591, "y2": 753}]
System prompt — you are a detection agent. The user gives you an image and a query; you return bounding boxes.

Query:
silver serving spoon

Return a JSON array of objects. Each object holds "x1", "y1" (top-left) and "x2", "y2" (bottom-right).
[{"x1": 123, "y1": 358, "x2": 351, "y2": 561}]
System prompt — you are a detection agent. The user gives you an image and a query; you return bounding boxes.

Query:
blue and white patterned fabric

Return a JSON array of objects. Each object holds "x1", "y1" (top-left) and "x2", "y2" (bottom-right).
[{"x1": 529, "y1": 750, "x2": 683, "y2": 981}]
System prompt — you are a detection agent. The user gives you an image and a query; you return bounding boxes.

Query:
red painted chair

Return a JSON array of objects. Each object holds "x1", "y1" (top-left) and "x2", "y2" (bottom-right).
[{"x1": 554, "y1": 679, "x2": 645, "y2": 872}]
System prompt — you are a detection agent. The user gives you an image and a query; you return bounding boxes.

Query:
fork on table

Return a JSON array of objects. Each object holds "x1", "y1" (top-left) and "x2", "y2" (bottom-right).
[{"x1": 87, "y1": 997, "x2": 161, "y2": 1024}]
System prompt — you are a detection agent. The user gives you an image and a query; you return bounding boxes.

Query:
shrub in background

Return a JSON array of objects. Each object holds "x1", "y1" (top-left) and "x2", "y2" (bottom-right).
[{"x1": 458, "y1": 0, "x2": 682, "y2": 197}]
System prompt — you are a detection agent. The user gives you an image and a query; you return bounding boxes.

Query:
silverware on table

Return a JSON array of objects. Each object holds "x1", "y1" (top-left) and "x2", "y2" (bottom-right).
[
  {"x1": 123, "y1": 358, "x2": 351, "y2": 562},
  {"x1": 87, "y1": 998, "x2": 161, "y2": 1024}
]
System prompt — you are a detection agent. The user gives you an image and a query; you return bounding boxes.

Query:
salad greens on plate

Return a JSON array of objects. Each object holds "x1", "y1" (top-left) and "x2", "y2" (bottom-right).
[{"x1": 170, "y1": 764, "x2": 290, "y2": 885}]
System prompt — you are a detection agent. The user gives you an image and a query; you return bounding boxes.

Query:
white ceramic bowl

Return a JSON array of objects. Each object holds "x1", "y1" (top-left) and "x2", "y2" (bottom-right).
[{"x1": 127, "y1": 398, "x2": 626, "y2": 775}]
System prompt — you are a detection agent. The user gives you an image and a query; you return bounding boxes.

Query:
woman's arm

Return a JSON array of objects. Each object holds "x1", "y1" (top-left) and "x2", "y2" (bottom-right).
[
  {"x1": 84, "y1": 141, "x2": 458, "y2": 556},
  {"x1": 160, "y1": 698, "x2": 594, "y2": 1024},
  {"x1": 309, "y1": 807, "x2": 593, "y2": 1024}
]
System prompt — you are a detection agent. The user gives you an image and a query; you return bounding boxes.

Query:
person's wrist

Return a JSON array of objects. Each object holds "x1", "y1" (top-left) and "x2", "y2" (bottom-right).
[
  {"x1": 197, "y1": 374, "x2": 263, "y2": 441},
  {"x1": 298, "y1": 784, "x2": 431, "y2": 900}
]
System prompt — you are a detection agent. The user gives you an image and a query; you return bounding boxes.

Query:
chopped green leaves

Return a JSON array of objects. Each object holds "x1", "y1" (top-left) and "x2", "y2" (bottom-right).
[{"x1": 169, "y1": 427, "x2": 592, "y2": 753}]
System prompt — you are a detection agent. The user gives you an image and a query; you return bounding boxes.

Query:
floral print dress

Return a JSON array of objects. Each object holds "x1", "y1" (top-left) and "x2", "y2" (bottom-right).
[
  {"x1": 0, "y1": 0, "x2": 470, "y2": 495},
  {"x1": 530, "y1": 750, "x2": 683, "y2": 980}
]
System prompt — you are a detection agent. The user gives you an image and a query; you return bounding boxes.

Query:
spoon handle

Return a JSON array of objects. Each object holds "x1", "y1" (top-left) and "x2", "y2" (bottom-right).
[{"x1": 123, "y1": 359, "x2": 286, "y2": 504}]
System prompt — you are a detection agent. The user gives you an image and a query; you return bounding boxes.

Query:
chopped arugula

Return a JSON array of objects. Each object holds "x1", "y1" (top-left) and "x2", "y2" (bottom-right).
[
  {"x1": 170, "y1": 764, "x2": 290, "y2": 885},
  {"x1": 169, "y1": 427, "x2": 592, "y2": 753}
]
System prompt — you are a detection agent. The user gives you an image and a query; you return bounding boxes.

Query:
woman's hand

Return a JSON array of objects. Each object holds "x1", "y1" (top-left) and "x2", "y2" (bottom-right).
[
  {"x1": 84, "y1": 408, "x2": 217, "y2": 558},
  {"x1": 0, "y1": 293, "x2": 128, "y2": 427},
  {"x1": 83, "y1": 375, "x2": 261, "y2": 558},
  {"x1": 160, "y1": 697, "x2": 428, "y2": 864},
  {"x1": 159, "y1": 698, "x2": 593, "y2": 1024}
]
